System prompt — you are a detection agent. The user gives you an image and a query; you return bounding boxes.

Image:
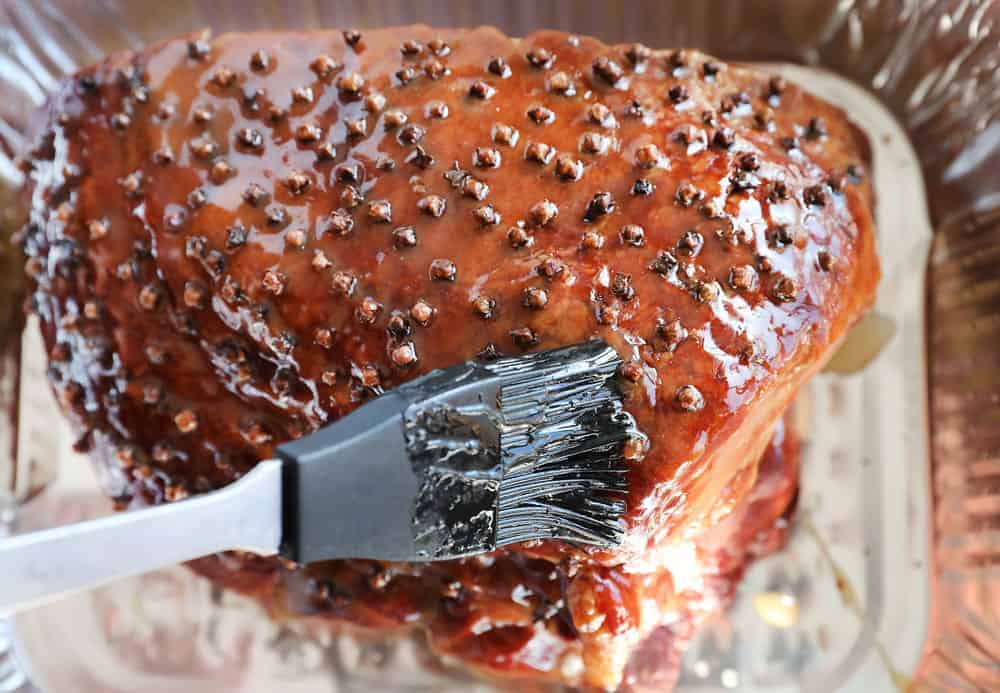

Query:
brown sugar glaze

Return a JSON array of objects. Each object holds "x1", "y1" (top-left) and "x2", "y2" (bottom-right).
[{"x1": 18, "y1": 26, "x2": 876, "y2": 689}]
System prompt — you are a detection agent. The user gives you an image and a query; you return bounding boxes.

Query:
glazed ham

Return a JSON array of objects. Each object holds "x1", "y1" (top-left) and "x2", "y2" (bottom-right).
[{"x1": 20, "y1": 26, "x2": 877, "y2": 690}]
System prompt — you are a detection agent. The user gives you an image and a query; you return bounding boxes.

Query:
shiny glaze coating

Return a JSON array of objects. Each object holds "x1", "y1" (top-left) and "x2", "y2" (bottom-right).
[{"x1": 20, "y1": 26, "x2": 876, "y2": 689}]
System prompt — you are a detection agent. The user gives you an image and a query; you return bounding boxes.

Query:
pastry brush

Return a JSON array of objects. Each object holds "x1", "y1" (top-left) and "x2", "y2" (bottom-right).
[{"x1": 0, "y1": 340, "x2": 638, "y2": 615}]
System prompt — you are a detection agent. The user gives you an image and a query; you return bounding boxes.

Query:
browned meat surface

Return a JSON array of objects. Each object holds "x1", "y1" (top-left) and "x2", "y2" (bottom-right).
[{"x1": 19, "y1": 26, "x2": 877, "y2": 689}]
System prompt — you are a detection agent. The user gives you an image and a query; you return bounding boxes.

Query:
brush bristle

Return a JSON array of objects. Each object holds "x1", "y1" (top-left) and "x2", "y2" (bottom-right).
[
  {"x1": 402, "y1": 340, "x2": 637, "y2": 559},
  {"x1": 488, "y1": 341, "x2": 636, "y2": 549}
]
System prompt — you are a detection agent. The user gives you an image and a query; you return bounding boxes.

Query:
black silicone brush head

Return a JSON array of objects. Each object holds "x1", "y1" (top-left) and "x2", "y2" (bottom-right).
[
  {"x1": 278, "y1": 340, "x2": 639, "y2": 564},
  {"x1": 404, "y1": 341, "x2": 638, "y2": 558},
  {"x1": 491, "y1": 343, "x2": 635, "y2": 548}
]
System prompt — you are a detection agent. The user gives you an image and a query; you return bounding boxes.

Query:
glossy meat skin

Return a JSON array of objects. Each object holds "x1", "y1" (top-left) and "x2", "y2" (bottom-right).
[{"x1": 20, "y1": 26, "x2": 877, "y2": 689}]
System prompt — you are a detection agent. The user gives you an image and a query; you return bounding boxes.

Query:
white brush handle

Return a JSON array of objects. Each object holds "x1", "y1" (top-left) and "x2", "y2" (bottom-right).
[{"x1": 0, "y1": 459, "x2": 282, "y2": 616}]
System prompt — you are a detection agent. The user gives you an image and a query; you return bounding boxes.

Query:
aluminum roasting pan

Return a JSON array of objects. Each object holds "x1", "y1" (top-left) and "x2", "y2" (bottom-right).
[
  {"x1": 0, "y1": 1, "x2": 996, "y2": 691},
  {"x1": 3, "y1": 65, "x2": 931, "y2": 693}
]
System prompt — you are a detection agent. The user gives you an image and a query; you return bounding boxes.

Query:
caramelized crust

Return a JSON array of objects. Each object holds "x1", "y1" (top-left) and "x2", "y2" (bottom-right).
[{"x1": 20, "y1": 26, "x2": 877, "y2": 689}]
